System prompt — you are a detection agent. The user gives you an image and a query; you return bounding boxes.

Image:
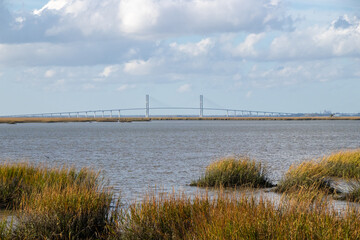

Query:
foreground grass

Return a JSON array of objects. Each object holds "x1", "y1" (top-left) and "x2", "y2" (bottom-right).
[
  {"x1": 277, "y1": 149, "x2": 360, "y2": 200},
  {"x1": 0, "y1": 163, "x2": 117, "y2": 239},
  {"x1": 2, "y1": 152, "x2": 360, "y2": 239},
  {"x1": 190, "y1": 156, "x2": 273, "y2": 188},
  {"x1": 115, "y1": 190, "x2": 360, "y2": 240}
]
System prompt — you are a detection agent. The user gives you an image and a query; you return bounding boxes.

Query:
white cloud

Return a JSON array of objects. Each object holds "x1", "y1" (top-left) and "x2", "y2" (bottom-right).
[
  {"x1": 44, "y1": 69, "x2": 56, "y2": 78},
  {"x1": 246, "y1": 91, "x2": 253, "y2": 98},
  {"x1": 269, "y1": 16, "x2": 360, "y2": 60},
  {"x1": 177, "y1": 84, "x2": 191, "y2": 93},
  {"x1": 232, "y1": 33, "x2": 265, "y2": 58},
  {"x1": 100, "y1": 65, "x2": 118, "y2": 78},
  {"x1": 123, "y1": 59, "x2": 159, "y2": 75},
  {"x1": 118, "y1": 0, "x2": 159, "y2": 34},
  {"x1": 117, "y1": 84, "x2": 136, "y2": 91},
  {"x1": 34, "y1": 0, "x2": 69, "y2": 15},
  {"x1": 170, "y1": 38, "x2": 214, "y2": 57},
  {"x1": 16, "y1": 0, "x2": 292, "y2": 42}
]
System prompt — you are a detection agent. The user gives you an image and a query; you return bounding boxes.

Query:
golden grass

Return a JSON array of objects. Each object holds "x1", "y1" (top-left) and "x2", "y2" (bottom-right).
[
  {"x1": 0, "y1": 162, "x2": 99, "y2": 210},
  {"x1": 117, "y1": 190, "x2": 360, "y2": 240},
  {"x1": 190, "y1": 156, "x2": 273, "y2": 188},
  {"x1": 0, "y1": 116, "x2": 360, "y2": 124},
  {"x1": 277, "y1": 149, "x2": 360, "y2": 198},
  {"x1": 0, "y1": 163, "x2": 117, "y2": 239},
  {"x1": 1, "y1": 159, "x2": 360, "y2": 239},
  {"x1": 324, "y1": 150, "x2": 360, "y2": 178}
]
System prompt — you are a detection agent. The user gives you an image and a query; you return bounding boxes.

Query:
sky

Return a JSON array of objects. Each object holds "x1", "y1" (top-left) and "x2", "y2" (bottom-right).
[{"x1": 0, "y1": 0, "x2": 359, "y2": 115}]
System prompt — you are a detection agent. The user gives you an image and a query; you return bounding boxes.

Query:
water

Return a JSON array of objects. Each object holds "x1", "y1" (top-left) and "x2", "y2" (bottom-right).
[{"x1": 0, "y1": 120, "x2": 359, "y2": 204}]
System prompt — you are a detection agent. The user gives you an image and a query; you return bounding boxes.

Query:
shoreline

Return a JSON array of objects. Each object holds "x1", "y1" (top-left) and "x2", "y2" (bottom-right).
[{"x1": 1, "y1": 116, "x2": 360, "y2": 124}]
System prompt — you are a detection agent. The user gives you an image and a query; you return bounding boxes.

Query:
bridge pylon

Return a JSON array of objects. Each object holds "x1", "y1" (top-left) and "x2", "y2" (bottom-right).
[
  {"x1": 146, "y1": 94, "x2": 150, "y2": 118},
  {"x1": 200, "y1": 95, "x2": 204, "y2": 117}
]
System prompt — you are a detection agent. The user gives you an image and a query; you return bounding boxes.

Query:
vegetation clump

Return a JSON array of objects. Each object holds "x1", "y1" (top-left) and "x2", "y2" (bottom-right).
[
  {"x1": 1, "y1": 151, "x2": 360, "y2": 238},
  {"x1": 324, "y1": 149, "x2": 360, "y2": 178},
  {"x1": 0, "y1": 163, "x2": 118, "y2": 239},
  {"x1": 117, "y1": 191, "x2": 360, "y2": 240},
  {"x1": 0, "y1": 162, "x2": 97, "y2": 210},
  {"x1": 276, "y1": 149, "x2": 360, "y2": 197},
  {"x1": 190, "y1": 156, "x2": 273, "y2": 188},
  {"x1": 276, "y1": 161, "x2": 332, "y2": 193}
]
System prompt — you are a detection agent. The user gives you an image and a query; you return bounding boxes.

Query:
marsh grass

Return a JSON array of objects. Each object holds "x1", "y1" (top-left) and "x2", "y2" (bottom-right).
[
  {"x1": 276, "y1": 161, "x2": 333, "y2": 193},
  {"x1": 117, "y1": 190, "x2": 360, "y2": 240},
  {"x1": 0, "y1": 162, "x2": 118, "y2": 239},
  {"x1": 324, "y1": 149, "x2": 360, "y2": 178},
  {"x1": 13, "y1": 185, "x2": 115, "y2": 239},
  {"x1": 1, "y1": 160, "x2": 360, "y2": 239},
  {"x1": 0, "y1": 162, "x2": 98, "y2": 210},
  {"x1": 190, "y1": 156, "x2": 273, "y2": 188},
  {"x1": 277, "y1": 149, "x2": 360, "y2": 195}
]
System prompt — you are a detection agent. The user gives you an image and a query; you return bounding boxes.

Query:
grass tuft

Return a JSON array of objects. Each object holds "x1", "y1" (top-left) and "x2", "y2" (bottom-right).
[
  {"x1": 277, "y1": 149, "x2": 360, "y2": 195},
  {"x1": 276, "y1": 161, "x2": 333, "y2": 193},
  {"x1": 190, "y1": 156, "x2": 273, "y2": 188},
  {"x1": 0, "y1": 162, "x2": 98, "y2": 210},
  {"x1": 324, "y1": 149, "x2": 360, "y2": 178},
  {"x1": 0, "y1": 162, "x2": 118, "y2": 239},
  {"x1": 117, "y1": 191, "x2": 360, "y2": 240}
]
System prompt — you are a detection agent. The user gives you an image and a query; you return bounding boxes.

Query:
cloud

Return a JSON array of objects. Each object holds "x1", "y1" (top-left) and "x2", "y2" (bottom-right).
[
  {"x1": 44, "y1": 69, "x2": 56, "y2": 78},
  {"x1": 170, "y1": 38, "x2": 214, "y2": 57},
  {"x1": 123, "y1": 58, "x2": 160, "y2": 75},
  {"x1": 333, "y1": 15, "x2": 352, "y2": 29},
  {"x1": 245, "y1": 60, "x2": 359, "y2": 88},
  {"x1": 246, "y1": 91, "x2": 252, "y2": 98},
  {"x1": 1, "y1": 0, "x2": 292, "y2": 44},
  {"x1": 117, "y1": 84, "x2": 136, "y2": 91},
  {"x1": 0, "y1": 0, "x2": 294, "y2": 68},
  {"x1": 269, "y1": 16, "x2": 360, "y2": 60},
  {"x1": 100, "y1": 65, "x2": 118, "y2": 78},
  {"x1": 118, "y1": 0, "x2": 159, "y2": 34},
  {"x1": 177, "y1": 84, "x2": 191, "y2": 93},
  {"x1": 232, "y1": 33, "x2": 265, "y2": 58}
]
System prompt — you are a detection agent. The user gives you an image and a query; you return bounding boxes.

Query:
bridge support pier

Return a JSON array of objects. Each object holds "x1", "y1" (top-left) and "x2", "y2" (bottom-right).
[
  {"x1": 146, "y1": 95, "x2": 149, "y2": 118},
  {"x1": 200, "y1": 95, "x2": 203, "y2": 118}
]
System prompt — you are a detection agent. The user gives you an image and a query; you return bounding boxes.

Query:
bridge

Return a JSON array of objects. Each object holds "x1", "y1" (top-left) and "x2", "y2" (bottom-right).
[{"x1": 4, "y1": 95, "x2": 299, "y2": 118}]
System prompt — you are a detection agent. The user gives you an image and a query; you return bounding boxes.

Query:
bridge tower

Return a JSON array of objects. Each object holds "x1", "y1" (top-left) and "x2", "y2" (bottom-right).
[
  {"x1": 146, "y1": 94, "x2": 150, "y2": 118},
  {"x1": 200, "y1": 95, "x2": 203, "y2": 118}
]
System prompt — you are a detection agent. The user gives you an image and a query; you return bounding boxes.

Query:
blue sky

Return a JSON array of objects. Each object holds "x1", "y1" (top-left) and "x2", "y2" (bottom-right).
[{"x1": 0, "y1": 0, "x2": 359, "y2": 115}]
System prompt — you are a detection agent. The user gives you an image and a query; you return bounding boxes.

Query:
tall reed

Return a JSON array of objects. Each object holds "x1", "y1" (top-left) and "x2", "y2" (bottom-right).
[
  {"x1": 12, "y1": 185, "x2": 115, "y2": 239},
  {"x1": 0, "y1": 162, "x2": 118, "y2": 239},
  {"x1": 118, "y1": 190, "x2": 360, "y2": 240},
  {"x1": 0, "y1": 163, "x2": 98, "y2": 210},
  {"x1": 324, "y1": 149, "x2": 360, "y2": 178},
  {"x1": 191, "y1": 156, "x2": 273, "y2": 188},
  {"x1": 277, "y1": 149, "x2": 360, "y2": 194}
]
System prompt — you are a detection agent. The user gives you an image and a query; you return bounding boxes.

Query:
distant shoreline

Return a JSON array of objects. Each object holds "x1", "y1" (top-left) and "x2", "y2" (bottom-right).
[{"x1": 1, "y1": 116, "x2": 360, "y2": 124}]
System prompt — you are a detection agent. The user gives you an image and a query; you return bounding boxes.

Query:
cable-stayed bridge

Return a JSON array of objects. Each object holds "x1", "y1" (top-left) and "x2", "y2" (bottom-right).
[{"x1": 4, "y1": 95, "x2": 300, "y2": 118}]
